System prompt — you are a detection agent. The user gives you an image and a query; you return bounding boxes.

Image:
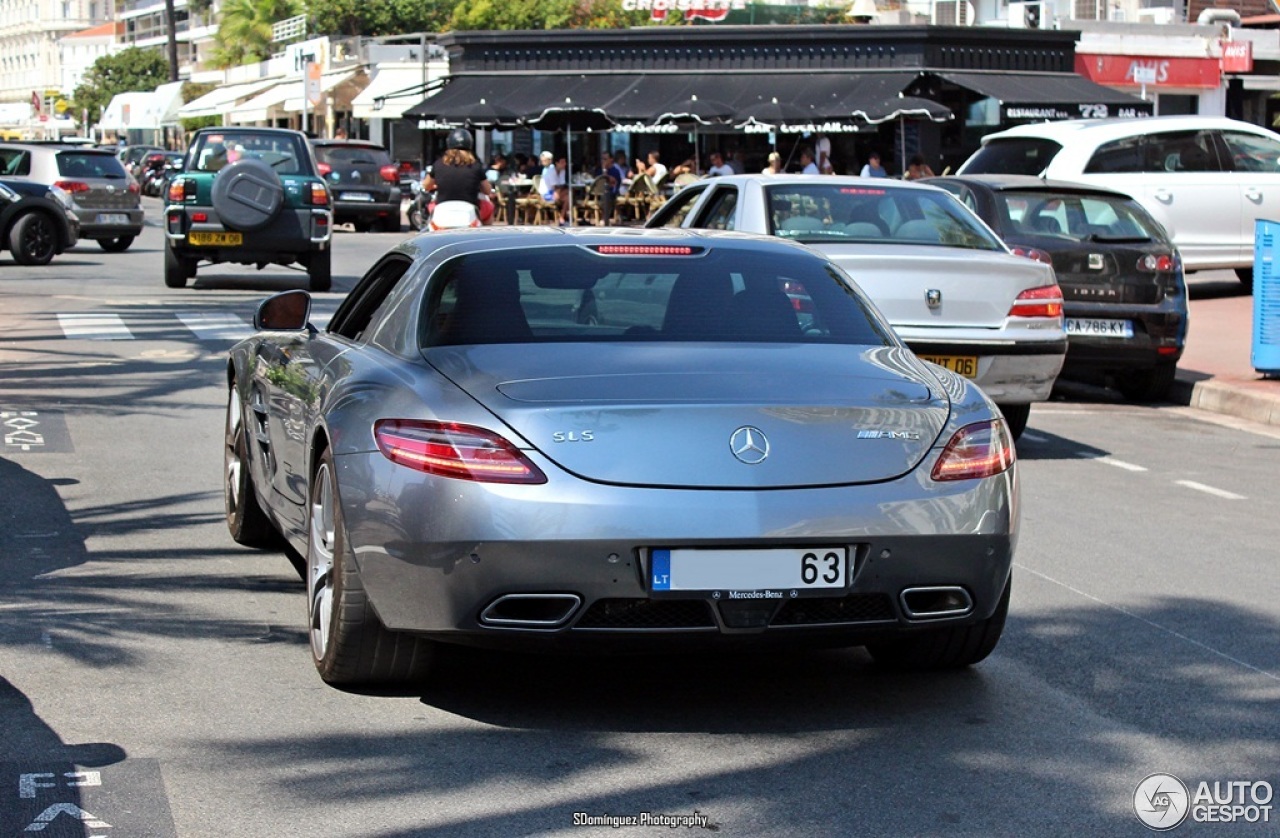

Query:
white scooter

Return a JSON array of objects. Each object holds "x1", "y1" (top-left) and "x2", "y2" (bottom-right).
[{"x1": 428, "y1": 200, "x2": 481, "y2": 230}]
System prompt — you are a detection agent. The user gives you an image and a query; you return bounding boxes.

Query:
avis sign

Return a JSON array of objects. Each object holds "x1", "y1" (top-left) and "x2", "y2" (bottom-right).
[
  {"x1": 1222, "y1": 40, "x2": 1254, "y2": 73},
  {"x1": 621, "y1": 0, "x2": 746, "y2": 21}
]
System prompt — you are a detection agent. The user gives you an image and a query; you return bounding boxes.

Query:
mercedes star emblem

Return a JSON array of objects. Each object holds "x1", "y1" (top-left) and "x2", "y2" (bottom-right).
[{"x1": 730, "y1": 426, "x2": 770, "y2": 465}]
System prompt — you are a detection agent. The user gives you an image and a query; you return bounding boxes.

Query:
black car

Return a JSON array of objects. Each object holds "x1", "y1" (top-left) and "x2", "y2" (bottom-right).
[
  {"x1": 931, "y1": 175, "x2": 1187, "y2": 402},
  {"x1": 0, "y1": 177, "x2": 79, "y2": 265},
  {"x1": 310, "y1": 139, "x2": 401, "y2": 232}
]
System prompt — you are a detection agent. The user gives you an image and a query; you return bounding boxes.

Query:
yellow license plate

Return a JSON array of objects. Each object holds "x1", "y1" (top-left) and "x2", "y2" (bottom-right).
[
  {"x1": 918, "y1": 354, "x2": 978, "y2": 378},
  {"x1": 188, "y1": 231, "x2": 243, "y2": 246}
]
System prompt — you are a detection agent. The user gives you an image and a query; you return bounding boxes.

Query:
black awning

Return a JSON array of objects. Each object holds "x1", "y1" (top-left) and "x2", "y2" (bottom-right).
[
  {"x1": 924, "y1": 71, "x2": 1153, "y2": 120},
  {"x1": 404, "y1": 71, "x2": 955, "y2": 130}
]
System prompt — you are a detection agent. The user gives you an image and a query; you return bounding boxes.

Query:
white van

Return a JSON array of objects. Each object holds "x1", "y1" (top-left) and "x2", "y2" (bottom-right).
[{"x1": 958, "y1": 116, "x2": 1280, "y2": 287}]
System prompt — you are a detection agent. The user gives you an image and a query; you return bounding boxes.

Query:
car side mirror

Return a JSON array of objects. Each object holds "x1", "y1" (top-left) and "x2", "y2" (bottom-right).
[{"x1": 255, "y1": 290, "x2": 312, "y2": 331}]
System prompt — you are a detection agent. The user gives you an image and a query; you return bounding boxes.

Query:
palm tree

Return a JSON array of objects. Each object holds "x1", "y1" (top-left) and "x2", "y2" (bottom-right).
[{"x1": 211, "y1": 0, "x2": 303, "y2": 68}]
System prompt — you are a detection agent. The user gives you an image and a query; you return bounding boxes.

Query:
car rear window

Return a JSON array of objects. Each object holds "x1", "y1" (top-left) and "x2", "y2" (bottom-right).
[
  {"x1": 190, "y1": 132, "x2": 307, "y2": 174},
  {"x1": 996, "y1": 191, "x2": 1166, "y2": 242},
  {"x1": 55, "y1": 152, "x2": 128, "y2": 178},
  {"x1": 763, "y1": 183, "x2": 1003, "y2": 251},
  {"x1": 421, "y1": 245, "x2": 894, "y2": 347},
  {"x1": 314, "y1": 144, "x2": 392, "y2": 166},
  {"x1": 961, "y1": 138, "x2": 1063, "y2": 176}
]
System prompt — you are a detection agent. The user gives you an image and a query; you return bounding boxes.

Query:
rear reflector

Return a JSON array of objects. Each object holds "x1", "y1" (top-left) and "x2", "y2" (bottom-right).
[
  {"x1": 592, "y1": 245, "x2": 696, "y2": 255},
  {"x1": 374, "y1": 420, "x2": 546, "y2": 484},
  {"x1": 931, "y1": 420, "x2": 1015, "y2": 482},
  {"x1": 1008, "y1": 284, "x2": 1063, "y2": 319}
]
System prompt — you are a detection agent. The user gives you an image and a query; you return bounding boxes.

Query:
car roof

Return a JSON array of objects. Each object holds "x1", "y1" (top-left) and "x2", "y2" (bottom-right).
[
  {"x1": 931, "y1": 174, "x2": 1134, "y2": 198},
  {"x1": 0, "y1": 142, "x2": 115, "y2": 153},
  {"x1": 310, "y1": 139, "x2": 387, "y2": 148},
  {"x1": 685, "y1": 173, "x2": 946, "y2": 192},
  {"x1": 980, "y1": 115, "x2": 1273, "y2": 144}
]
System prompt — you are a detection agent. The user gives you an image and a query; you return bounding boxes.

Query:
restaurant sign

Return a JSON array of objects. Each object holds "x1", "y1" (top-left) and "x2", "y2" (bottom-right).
[
  {"x1": 742, "y1": 121, "x2": 870, "y2": 134},
  {"x1": 622, "y1": 0, "x2": 747, "y2": 21}
]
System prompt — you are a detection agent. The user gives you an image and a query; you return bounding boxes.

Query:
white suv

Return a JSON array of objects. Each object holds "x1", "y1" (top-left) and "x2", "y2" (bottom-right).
[{"x1": 958, "y1": 116, "x2": 1280, "y2": 287}]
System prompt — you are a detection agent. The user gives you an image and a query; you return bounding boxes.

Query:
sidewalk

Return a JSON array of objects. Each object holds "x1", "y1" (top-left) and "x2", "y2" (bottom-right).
[{"x1": 1171, "y1": 271, "x2": 1280, "y2": 426}]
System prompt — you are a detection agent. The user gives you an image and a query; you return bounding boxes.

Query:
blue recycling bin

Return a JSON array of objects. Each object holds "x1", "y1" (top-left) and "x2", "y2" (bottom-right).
[{"x1": 1253, "y1": 219, "x2": 1280, "y2": 375}]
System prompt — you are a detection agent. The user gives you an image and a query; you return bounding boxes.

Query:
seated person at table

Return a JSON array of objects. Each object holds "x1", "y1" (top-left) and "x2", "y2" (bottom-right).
[
  {"x1": 633, "y1": 150, "x2": 668, "y2": 185},
  {"x1": 540, "y1": 151, "x2": 568, "y2": 225},
  {"x1": 707, "y1": 151, "x2": 735, "y2": 177}
]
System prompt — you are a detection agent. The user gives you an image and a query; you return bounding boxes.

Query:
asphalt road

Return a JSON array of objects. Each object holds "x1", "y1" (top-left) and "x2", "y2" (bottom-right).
[{"x1": 0, "y1": 205, "x2": 1276, "y2": 836}]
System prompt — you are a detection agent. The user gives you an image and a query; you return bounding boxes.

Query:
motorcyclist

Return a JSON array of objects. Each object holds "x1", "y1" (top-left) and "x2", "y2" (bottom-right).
[{"x1": 420, "y1": 128, "x2": 495, "y2": 225}]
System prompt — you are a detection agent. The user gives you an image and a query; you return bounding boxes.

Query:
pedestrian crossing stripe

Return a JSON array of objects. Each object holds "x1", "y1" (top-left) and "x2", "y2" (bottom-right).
[{"x1": 56, "y1": 311, "x2": 333, "y2": 341}]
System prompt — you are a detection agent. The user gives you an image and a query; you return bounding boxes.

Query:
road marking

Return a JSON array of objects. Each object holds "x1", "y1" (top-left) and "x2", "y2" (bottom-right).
[
  {"x1": 175, "y1": 312, "x2": 253, "y2": 341},
  {"x1": 1175, "y1": 480, "x2": 1245, "y2": 500},
  {"x1": 1074, "y1": 452, "x2": 1148, "y2": 472},
  {"x1": 1016, "y1": 564, "x2": 1280, "y2": 683},
  {"x1": 1019, "y1": 431, "x2": 1048, "y2": 443},
  {"x1": 56, "y1": 313, "x2": 132, "y2": 340}
]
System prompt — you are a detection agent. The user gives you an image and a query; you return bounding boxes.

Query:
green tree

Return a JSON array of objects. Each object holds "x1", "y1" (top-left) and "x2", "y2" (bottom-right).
[
  {"x1": 211, "y1": 0, "x2": 302, "y2": 68},
  {"x1": 71, "y1": 47, "x2": 169, "y2": 126},
  {"x1": 308, "y1": 0, "x2": 454, "y2": 36}
]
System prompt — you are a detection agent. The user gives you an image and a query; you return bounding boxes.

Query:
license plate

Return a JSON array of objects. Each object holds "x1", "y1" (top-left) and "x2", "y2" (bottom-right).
[
  {"x1": 342, "y1": 192, "x2": 373, "y2": 202},
  {"x1": 96, "y1": 213, "x2": 129, "y2": 224},
  {"x1": 188, "y1": 231, "x2": 242, "y2": 246},
  {"x1": 1066, "y1": 318, "x2": 1134, "y2": 338},
  {"x1": 917, "y1": 354, "x2": 979, "y2": 378},
  {"x1": 650, "y1": 548, "x2": 848, "y2": 597}
]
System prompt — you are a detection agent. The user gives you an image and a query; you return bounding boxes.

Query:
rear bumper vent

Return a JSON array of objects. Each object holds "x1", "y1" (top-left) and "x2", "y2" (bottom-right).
[
  {"x1": 575, "y1": 598, "x2": 715, "y2": 630},
  {"x1": 772, "y1": 594, "x2": 896, "y2": 626}
]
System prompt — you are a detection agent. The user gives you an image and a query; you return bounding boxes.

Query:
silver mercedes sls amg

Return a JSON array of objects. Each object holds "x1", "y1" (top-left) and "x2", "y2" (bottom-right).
[{"x1": 223, "y1": 227, "x2": 1018, "y2": 688}]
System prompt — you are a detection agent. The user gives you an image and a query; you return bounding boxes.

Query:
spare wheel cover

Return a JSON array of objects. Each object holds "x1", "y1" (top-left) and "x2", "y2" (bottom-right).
[{"x1": 211, "y1": 159, "x2": 285, "y2": 232}]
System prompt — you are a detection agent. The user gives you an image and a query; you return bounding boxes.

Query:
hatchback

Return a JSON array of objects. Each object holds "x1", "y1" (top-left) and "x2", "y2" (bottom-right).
[
  {"x1": 310, "y1": 139, "x2": 401, "y2": 232},
  {"x1": 0, "y1": 143, "x2": 143, "y2": 251},
  {"x1": 931, "y1": 175, "x2": 1187, "y2": 401}
]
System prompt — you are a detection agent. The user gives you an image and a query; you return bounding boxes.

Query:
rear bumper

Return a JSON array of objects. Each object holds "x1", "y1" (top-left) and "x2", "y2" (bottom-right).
[
  {"x1": 329, "y1": 449, "x2": 1018, "y2": 647},
  {"x1": 1060, "y1": 300, "x2": 1188, "y2": 375},
  {"x1": 75, "y1": 206, "x2": 144, "y2": 239},
  {"x1": 906, "y1": 338, "x2": 1067, "y2": 404},
  {"x1": 332, "y1": 198, "x2": 400, "y2": 224},
  {"x1": 165, "y1": 203, "x2": 331, "y2": 264}
]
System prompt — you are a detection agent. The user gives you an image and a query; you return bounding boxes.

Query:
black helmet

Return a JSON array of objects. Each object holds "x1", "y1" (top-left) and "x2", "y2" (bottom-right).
[{"x1": 446, "y1": 128, "x2": 473, "y2": 151}]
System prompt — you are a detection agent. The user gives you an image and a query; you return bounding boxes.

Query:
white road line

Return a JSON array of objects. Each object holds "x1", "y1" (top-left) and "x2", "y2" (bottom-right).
[
  {"x1": 310, "y1": 311, "x2": 333, "y2": 328},
  {"x1": 57, "y1": 313, "x2": 133, "y2": 340},
  {"x1": 175, "y1": 312, "x2": 253, "y2": 341},
  {"x1": 1175, "y1": 480, "x2": 1246, "y2": 501},
  {"x1": 1019, "y1": 431, "x2": 1048, "y2": 443},
  {"x1": 1074, "y1": 452, "x2": 1148, "y2": 472}
]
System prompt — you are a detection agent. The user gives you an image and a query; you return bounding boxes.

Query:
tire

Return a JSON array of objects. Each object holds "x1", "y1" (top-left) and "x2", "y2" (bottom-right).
[
  {"x1": 1117, "y1": 361, "x2": 1177, "y2": 403},
  {"x1": 307, "y1": 448, "x2": 435, "y2": 687},
  {"x1": 866, "y1": 575, "x2": 1011, "y2": 670},
  {"x1": 995, "y1": 403, "x2": 1030, "y2": 440},
  {"x1": 380, "y1": 215, "x2": 401, "y2": 233},
  {"x1": 224, "y1": 382, "x2": 278, "y2": 547},
  {"x1": 8, "y1": 212, "x2": 58, "y2": 265},
  {"x1": 407, "y1": 201, "x2": 426, "y2": 232},
  {"x1": 211, "y1": 158, "x2": 284, "y2": 232},
  {"x1": 1235, "y1": 267, "x2": 1254, "y2": 292},
  {"x1": 164, "y1": 243, "x2": 194, "y2": 288},
  {"x1": 307, "y1": 249, "x2": 332, "y2": 293},
  {"x1": 97, "y1": 235, "x2": 135, "y2": 252}
]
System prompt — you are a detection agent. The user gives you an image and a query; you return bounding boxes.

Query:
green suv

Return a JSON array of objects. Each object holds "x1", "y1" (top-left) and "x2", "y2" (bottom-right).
[{"x1": 164, "y1": 127, "x2": 333, "y2": 290}]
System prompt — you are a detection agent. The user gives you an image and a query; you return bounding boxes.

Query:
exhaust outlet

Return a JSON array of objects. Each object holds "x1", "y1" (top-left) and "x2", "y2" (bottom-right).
[
  {"x1": 899, "y1": 586, "x2": 973, "y2": 620},
  {"x1": 480, "y1": 593, "x2": 582, "y2": 627}
]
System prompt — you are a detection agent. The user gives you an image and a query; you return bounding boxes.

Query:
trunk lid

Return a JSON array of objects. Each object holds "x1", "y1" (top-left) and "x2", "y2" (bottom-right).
[{"x1": 425, "y1": 344, "x2": 950, "y2": 489}]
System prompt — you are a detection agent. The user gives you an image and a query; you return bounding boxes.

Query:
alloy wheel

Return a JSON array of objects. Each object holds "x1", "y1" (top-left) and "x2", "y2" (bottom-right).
[{"x1": 307, "y1": 463, "x2": 336, "y2": 661}]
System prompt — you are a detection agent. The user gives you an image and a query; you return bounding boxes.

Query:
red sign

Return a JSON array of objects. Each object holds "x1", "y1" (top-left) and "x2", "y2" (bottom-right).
[
  {"x1": 31, "y1": 91, "x2": 40, "y2": 113},
  {"x1": 1222, "y1": 40, "x2": 1254, "y2": 74},
  {"x1": 621, "y1": 0, "x2": 745, "y2": 21},
  {"x1": 1074, "y1": 55, "x2": 1221, "y2": 89}
]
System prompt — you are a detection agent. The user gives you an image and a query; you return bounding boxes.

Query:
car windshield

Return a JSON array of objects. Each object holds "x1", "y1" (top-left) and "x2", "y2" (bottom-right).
[
  {"x1": 996, "y1": 191, "x2": 1163, "y2": 242},
  {"x1": 421, "y1": 245, "x2": 894, "y2": 347},
  {"x1": 190, "y1": 132, "x2": 306, "y2": 174},
  {"x1": 764, "y1": 183, "x2": 1003, "y2": 251},
  {"x1": 961, "y1": 138, "x2": 1064, "y2": 176},
  {"x1": 314, "y1": 145, "x2": 391, "y2": 166},
  {"x1": 55, "y1": 152, "x2": 128, "y2": 179}
]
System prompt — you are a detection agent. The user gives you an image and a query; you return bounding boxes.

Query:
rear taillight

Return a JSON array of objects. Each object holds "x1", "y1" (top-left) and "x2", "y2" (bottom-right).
[
  {"x1": 1137, "y1": 254, "x2": 1176, "y2": 273},
  {"x1": 317, "y1": 162, "x2": 332, "y2": 176},
  {"x1": 374, "y1": 420, "x2": 546, "y2": 484},
  {"x1": 127, "y1": 182, "x2": 140, "y2": 194},
  {"x1": 167, "y1": 178, "x2": 192, "y2": 203},
  {"x1": 380, "y1": 165, "x2": 399, "y2": 183},
  {"x1": 308, "y1": 182, "x2": 329, "y2": 206},
  {"x1": 1008, "y1": 284, "x2": 1063, "y2": 319},
  {"x1": 931, "y1": 420, "x2": 1015, "y2": 482},
  {"x1": 53, "y1": 180, "x2": 89, "y2": 193},
  {"x1": 1010, "y1": 245, "x2": 1052, "y2": 264}
]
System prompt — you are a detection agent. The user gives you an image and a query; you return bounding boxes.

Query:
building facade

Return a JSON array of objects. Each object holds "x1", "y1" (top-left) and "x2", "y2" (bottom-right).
[{"x1": 0, "y1": 0, "x2": 108, "y2": 103}]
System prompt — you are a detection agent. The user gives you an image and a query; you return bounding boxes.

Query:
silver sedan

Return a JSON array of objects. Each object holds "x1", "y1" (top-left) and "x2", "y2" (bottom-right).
[
  {"x1": 224, "y1": 227, "x2": 1018, "y2": 688},
  {"x1": 647, "y1": 174, "x2": 1067, "y2": 439}
]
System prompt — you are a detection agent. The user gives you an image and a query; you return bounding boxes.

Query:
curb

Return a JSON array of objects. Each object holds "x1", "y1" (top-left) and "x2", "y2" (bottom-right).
[{"x1": 1170, "y1": 375, "x2": 1280, "y2": 427}]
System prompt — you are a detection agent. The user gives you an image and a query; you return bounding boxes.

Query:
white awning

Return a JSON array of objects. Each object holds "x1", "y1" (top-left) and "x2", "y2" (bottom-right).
[
  {"x1": 282, "y1": 69, "x2": 361, "y2": 113},
  {"x1": 351, "y1": 65, "x2": 432, "y2": 119},
  {"x1": 98, "y1": 91, "x2": 155, "y2": 131},
  {"x1": 178, "y1": 78, "x2": 282, "y2": 119},
  {"x1": 227, "y1": 70, "x2": 360, "y2": 123}
]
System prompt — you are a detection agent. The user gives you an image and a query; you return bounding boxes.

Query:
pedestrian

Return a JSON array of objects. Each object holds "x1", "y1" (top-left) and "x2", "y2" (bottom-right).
[{"x1": 860, "y1": 151, "x2": 888, "y2": 178}]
